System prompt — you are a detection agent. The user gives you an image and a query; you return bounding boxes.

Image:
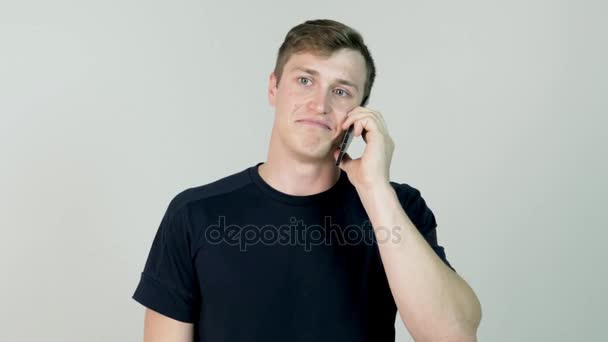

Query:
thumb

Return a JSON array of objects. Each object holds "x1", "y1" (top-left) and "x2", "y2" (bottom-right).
[{"x1": 334, "y1": 148, "x2": 353, "y2": 172}]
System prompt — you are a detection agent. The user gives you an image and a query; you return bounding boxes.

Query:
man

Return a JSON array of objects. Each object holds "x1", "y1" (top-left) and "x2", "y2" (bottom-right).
[{"x1": 132, "y1": 19, "x2": 482, "y2": 342}]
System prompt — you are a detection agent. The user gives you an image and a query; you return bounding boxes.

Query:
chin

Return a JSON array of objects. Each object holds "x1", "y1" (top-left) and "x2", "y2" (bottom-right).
[{"x1": 302, "y1": 148, "x2": 334, "y2": 161}]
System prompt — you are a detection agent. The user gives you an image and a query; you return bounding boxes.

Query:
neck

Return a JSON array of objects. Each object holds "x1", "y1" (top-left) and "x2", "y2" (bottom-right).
[{"x1": 257, "y1": 157, "x2": 341, "y2": 196}]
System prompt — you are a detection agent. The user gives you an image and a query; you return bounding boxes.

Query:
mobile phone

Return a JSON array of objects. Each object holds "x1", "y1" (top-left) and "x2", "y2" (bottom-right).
[{"x1": 335, "y1": 124, "x2": 354, "y2": 166}]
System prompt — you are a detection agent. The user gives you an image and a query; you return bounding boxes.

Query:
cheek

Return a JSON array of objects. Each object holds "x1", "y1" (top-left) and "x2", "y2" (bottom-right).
[
  {"x1": 276, "y1": 93, "x2": 305, "y2": 116},
  {"x1": 291, "y1": 103, "x2": 305, "y2": 114},
  {"x1": 277, "y1": 88, "x2": 302, "y2": 107}
]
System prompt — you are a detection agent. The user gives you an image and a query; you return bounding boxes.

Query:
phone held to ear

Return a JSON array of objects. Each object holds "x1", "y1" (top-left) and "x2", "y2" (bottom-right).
[{"x1": 335, "y1": 124, "x2": 354, "y2": 166}]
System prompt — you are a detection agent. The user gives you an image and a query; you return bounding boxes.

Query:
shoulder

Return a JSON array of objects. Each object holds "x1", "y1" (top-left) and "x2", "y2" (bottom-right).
[
  {"x1": 389, "y1": 181, "x2": 424, "y2": 205},
  {"x1": 389, "y1": 181, "x2": 437, "y2": 227},
  {"x1": 164, "y1": 167, "x2": 253, "y2": 219}
]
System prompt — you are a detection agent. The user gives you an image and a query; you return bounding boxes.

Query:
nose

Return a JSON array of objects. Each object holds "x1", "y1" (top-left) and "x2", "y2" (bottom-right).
[{"x1": 308, "y1": 88, "x2": 332, "y2": 115}]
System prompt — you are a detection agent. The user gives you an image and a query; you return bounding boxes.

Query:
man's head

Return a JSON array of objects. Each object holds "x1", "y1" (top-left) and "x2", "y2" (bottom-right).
[
  {"x1": 267, "y1": 19, "x2": 376, "y2": 164},
  {"x1": 272, "y1": 19, "x2": 376, "y2": 108}
]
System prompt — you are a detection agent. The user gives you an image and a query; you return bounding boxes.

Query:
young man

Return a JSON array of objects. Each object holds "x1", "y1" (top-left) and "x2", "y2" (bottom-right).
[{"x1": 132, "y1": 19, "x2": 481, "y2": 342}]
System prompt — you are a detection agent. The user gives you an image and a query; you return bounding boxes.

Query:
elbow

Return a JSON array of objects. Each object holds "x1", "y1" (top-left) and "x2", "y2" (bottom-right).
[
  {"x1": 432, "y1": 296, "x2": 482, "y2": 342},
  {"x1": 435, "y1": 333, "x2": 478, "y2": 342},
  {"x1": 468, "y1": 291, "x2": 483, "y2": 334},
  {"x1": 413, "y1": 315, "x2": 481, "y2": 342},
  {"x1": 445, "y1": 296, "x2": 483, "y2": 342}
]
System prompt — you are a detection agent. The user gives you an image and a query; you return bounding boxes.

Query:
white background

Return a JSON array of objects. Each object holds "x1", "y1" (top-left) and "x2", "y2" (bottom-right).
[{"x1": 1, "y1": 0, "x2": 606, "y2": 341}]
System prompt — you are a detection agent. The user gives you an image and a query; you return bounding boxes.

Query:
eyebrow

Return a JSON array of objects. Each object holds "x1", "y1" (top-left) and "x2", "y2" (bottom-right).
[{"x1": 290, "y1": 66, "x2": 359, "y2": 92}]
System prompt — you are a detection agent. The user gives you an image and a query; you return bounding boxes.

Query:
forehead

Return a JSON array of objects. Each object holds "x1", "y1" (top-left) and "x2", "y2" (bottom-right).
[{"x1": 284, "y1": 49, "x2": 366, "y2": 86}]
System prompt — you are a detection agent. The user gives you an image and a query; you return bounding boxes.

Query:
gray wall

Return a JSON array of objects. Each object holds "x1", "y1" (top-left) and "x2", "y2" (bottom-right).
[{"x1": 1, "y1": 0, "x2": 606, "y2": 341}]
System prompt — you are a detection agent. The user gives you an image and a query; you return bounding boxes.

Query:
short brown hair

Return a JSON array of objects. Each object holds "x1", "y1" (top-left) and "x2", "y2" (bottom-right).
[{"x1": 273, "y1": 19, "x2": 376, "y2": 107}]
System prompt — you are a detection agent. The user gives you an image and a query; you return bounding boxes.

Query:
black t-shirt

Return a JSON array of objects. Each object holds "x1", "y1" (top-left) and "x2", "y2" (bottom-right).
[{"x1": 132, "y1": 161, "x2": 454, "y2": 341}]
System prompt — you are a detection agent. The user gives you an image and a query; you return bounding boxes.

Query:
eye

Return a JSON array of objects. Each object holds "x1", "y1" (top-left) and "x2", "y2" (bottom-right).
[
  {"x1": 335, "y1": 89, "x2": 350, "y2": 97},
  {"x1": 298, "y1": 77, "x2": 311, "y2": 85}
]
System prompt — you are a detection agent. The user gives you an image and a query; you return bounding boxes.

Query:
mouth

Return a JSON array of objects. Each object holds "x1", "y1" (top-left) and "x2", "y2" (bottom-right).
[{"x1": 296, "y1": 119, "x2": 331, "y2": 130}]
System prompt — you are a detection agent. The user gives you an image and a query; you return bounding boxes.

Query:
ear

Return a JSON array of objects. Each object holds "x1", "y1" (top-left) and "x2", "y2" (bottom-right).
[{"x1": 268, "y1": 71, "x2": 278, "y2": 107}]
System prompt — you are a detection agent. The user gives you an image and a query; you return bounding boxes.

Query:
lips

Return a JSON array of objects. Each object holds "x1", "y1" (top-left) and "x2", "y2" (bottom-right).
[{"x1": 296, "y1": 119, "x2": 331, "y2": 130}]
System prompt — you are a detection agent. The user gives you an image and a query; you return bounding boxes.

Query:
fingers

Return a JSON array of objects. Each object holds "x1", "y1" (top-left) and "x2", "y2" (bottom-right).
[
  {"x1": 343, "y1": 112, "x2": 385, "y2": 139},
  {"x1": 342, "y1": 108, "x2": 388, "y2": 136},
  {"x1": 355, "y1": 117, "x2": 370, "y2": 138}
]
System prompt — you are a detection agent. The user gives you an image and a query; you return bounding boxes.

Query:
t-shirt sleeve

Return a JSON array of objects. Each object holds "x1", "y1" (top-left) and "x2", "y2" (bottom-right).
[
  {"x1": 132, "y1": 196, "x2": 202, "y2": 323},
  {"x1": 395, "y1": 183, "x2": 456, "y2": 273}
]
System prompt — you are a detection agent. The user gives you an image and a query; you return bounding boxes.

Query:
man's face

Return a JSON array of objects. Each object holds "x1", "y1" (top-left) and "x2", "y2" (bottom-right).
[{"x1": 268, "y1": 48, "x2": 366, "y2": 163}]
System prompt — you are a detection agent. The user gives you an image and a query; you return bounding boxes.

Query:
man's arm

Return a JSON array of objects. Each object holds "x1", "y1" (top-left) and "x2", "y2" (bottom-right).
[
  {"x1": 143, "y1": 308, "x2": 194, "y2": 342},
  {"x1": 358, "y1": 183, "x2": 482, "y2": 342}
]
